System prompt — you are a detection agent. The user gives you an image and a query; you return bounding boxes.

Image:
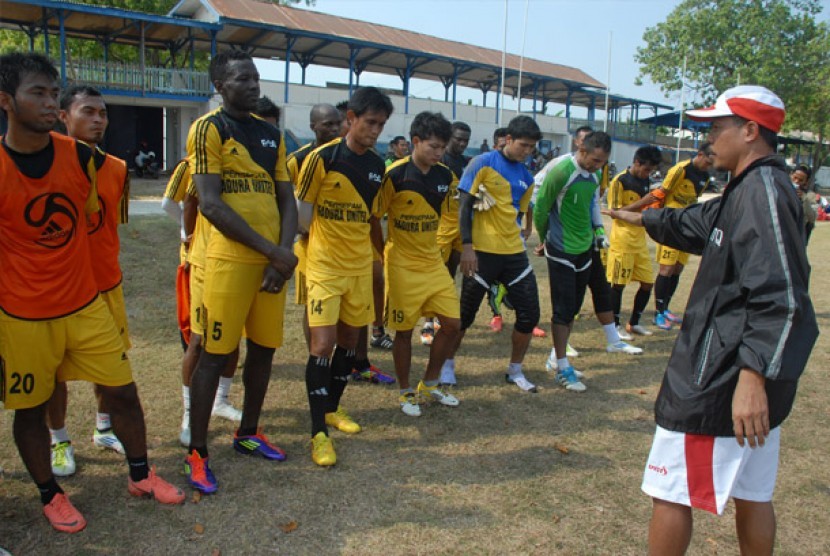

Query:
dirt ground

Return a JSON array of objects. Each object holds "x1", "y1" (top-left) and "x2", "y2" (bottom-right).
[{"x1": 0, "y1": 213, "x2": 827, "y2": 555}]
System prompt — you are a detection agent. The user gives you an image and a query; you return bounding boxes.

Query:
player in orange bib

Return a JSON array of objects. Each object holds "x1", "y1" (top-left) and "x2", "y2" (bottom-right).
[
  {"x1": 44, "y1": 85, "x2": 129, "y2": 478},
  {"x1": 0, "y1": 52, "x2": 183, "y2": 535}
]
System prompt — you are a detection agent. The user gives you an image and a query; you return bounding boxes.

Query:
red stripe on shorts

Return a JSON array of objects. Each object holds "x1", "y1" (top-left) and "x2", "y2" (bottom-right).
[{"x1": 685, "y1": 434, "x2": 717, "y2": 513}]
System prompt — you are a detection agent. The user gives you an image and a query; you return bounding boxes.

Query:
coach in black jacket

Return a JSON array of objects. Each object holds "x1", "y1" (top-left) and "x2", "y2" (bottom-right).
[{"x1": 606, "y1": 85, "x2": 817, "y2": 556}]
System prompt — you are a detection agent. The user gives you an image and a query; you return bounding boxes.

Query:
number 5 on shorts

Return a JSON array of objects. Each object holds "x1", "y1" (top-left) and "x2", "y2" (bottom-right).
[{"x1": 212, "y1": 321, "x2": 222, "y2": 341}]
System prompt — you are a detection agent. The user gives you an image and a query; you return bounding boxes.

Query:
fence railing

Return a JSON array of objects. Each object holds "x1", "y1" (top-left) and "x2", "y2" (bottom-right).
[
  {"x1": 568, "y1": 118, "x2": 656, "y2": 143},
  {"x1": 66, "y1": 59, "x2": 210, "y2": 97}
]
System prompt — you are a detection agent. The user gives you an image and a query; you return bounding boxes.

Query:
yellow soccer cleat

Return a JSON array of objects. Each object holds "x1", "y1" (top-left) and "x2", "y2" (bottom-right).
[
  {"x1": 311, "y1": 432, "x2": 336, "y2": 467},
  {"x1": 325, "y1": 406, "x2": 362, "y2": 434}
]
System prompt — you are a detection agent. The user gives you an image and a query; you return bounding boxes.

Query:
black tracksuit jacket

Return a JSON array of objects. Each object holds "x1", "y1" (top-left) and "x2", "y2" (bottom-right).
[{"x1": 642, "y1": 155, "x2": 818, "y2": 436}]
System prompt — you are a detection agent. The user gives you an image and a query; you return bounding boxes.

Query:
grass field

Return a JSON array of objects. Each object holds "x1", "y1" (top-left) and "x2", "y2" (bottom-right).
[{"x1": 1, "y1": 205, "x2": 827, "y2": 555}]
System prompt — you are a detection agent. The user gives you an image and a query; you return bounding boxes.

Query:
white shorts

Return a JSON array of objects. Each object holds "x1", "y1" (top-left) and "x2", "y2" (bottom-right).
[{"x1": 641, "y1": 425, "x2": 780, "y2": 515}]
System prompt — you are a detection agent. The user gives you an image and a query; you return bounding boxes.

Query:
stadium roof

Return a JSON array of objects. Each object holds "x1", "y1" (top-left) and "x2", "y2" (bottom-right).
[
  {"x1": 0, "y1": 0, "x2": 672, "y2": 112},
  {"x1": 169, "y1": 0, "x2": 671, "y2": 110},
  {"x1": 0, "y1": 0, "x2": 220, "y2": 49}
]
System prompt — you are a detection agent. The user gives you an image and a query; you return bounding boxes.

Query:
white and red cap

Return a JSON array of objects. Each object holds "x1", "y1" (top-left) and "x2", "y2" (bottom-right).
[{"x1": 686, "y1": 85, "x2": 785, "y2": 133}]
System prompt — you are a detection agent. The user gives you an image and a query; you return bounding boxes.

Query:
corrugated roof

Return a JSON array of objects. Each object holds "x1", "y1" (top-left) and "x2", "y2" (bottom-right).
[{"x1": 204, "y1": 0, "x2": 604, "y2": 89}]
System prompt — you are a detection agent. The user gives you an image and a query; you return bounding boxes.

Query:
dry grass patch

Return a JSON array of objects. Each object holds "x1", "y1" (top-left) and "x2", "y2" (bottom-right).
[
  {"x1": 1, "y1": 217, "x2": 828, "y2": 555},
  {"x1": 130, "y1": 177, "x2": 167, "y2": 200}
]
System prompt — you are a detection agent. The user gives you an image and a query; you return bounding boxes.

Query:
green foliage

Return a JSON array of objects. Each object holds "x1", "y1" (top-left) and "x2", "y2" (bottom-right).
[{"x1": 636, "y1": 0, "x2": 830, "y2": 163}]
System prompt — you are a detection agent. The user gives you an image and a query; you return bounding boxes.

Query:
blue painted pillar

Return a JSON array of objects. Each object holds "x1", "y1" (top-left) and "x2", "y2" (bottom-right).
[
  {"x1": 28, "y1": 26, "x2": 35, "y2": 51},
  {"x1": 452, "y1": 64, "x2": 458, "y2": 120},
  {"x1": 189, "y1": 31, "x2": 195, "y2": 71},
  {"x1": 42, "y1": 9, "x2": 49, "y2": 56},
  {"x1": 209, "y1": 31, "x2": 217, "y2": 93},
  {"x1": 58, "y1": 10, "x2": 66, "y2": 86},
  {"x1": 401, "y1": 56, "x2": 416, "y2": 114},
  {"x1": 104, "y1": 39, "x2": 109, "y2": 83},
  {"x1": 565, "y1": 88, "x2": 572, "y2": 124},
  {"x1": 531, "y1": 79, "x2": 538, "y2": 120},
  {"x1": 588, "y1": 97, "x2": 596, "y2": 122},
  {"x1": 284, "y1": 35, "x2": 296, "y2": 104},
  {"x1": 495, "y1": 74, "x2": 502, "y2": 124},
  {"x1": 348, "y1": 46, "x2": 360, "y2": 97}
]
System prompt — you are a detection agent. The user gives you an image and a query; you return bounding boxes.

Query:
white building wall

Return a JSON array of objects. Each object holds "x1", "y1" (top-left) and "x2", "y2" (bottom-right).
[
  {"x1": 260, "y1": 81, "x2": 571, "y2": 152},
  {"x1": 154, "y1": 81, "x2": 641, "y2": 167}
]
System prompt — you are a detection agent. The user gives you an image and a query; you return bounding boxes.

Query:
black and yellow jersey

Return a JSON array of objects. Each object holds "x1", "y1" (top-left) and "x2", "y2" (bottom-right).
[
  {"x1": 660, "y1": 160, "x2": 709, "y2": 209},
  {"x1": 608, "y1": 168, "x2": 649, "y2": 249},
  {"x1": 436, "y1": 151, "x2": 468, "y2": 247},
  {"x1": 286, "y1": 141, "x2": 317, "y2": 186},
  {"x1": 296, "y1": 137, "x2": 385, "y2": 276},
  {"x1": 183, "y1": 179, "x2": 210, "y2": 268},
  {"x1": 164, "y1": 158, "x2": 191, "y2": 204},
  {"x1": 187, "y1": 107, "x2": 289, "y2": 264},
  {"x1": 376, "y1": 156, "x2": 457, "y2": 270}
]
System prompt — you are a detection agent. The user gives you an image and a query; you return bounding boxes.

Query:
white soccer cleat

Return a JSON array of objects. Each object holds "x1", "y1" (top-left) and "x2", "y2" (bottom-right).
[
  {"x1": 212, "y1": 400, "x2": 243, "y2": 421},
  {"x1": 626, "y1": 324, "x2": 653, "y2": 337},
  {"x1": 399, "y1": 392, "x2": 422, "y2": 417},
  {"x1": 616, "y1": 325, "x2": 633, "y2": 341},
  {"x1": 418, "y1": 382, "x2": 460, "y2": 407},
  {"x1": 505, "y1": 373, "x2": 538, "y2": 393},
  {"x1": 606, "y1": 341, "x2": 643, "y2": 355},
  {"x1": 51, "y1": 442, "x2": 76, "y2": 477},
  {"x1": 93, "y1": 429, "x2": 125, "y2": 455}
]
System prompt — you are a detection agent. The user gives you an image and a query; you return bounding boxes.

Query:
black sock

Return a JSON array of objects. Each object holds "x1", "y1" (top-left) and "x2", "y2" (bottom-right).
[
  {"x1": 630, "y1": 288, "x2": 651, "y2": 326},
  {"x1": 654, "y1": 275, "x2": 671, "y2": 313},
  {"x1": 666, "y1": 275, "x2": 680, "y2": 310},
  {"x1": 188, "y1": 445, "x2": 209, "y2": 459},
  {"x1": 305, "y1": 355, "x2": 330, "y2": 436},
  {"x1": 372, "y1": 326, "x2": 385, "y2": 338},
  {"x1": 610, "y1": 286, "x2": 624, "y2": 327},
  {"x1": 127, "y1": 455, "x2": 149, "y2": 482},
  {"x1": 353, "y1": 357, "x2": 371, "y2": 372},
  {"x1": 328, "y1": 346, "x2": 355, "y2": 413},
  {"x1": 236, "y1": 427, "x2": 258, "y2": 437},
  {"x1": 37, "y1": 477, "x2": 63, "y2": 505}
]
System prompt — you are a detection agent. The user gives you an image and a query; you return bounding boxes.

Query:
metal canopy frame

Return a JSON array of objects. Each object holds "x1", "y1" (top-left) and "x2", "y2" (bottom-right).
[
  {"x1": 169, "y1": 0, "x2": 672, "y2": 123},
  {"x1": 0, "y1": 0, "x2": 673, "y2": 124}
]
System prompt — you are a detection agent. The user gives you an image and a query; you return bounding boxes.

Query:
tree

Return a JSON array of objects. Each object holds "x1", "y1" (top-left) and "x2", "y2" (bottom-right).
[{"x1": 635, "y1": 0, "x2": 830, "y2": 174}]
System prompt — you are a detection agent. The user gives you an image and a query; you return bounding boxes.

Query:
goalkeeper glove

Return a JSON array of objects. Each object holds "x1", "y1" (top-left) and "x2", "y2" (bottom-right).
[{"x1": 593, "y1": 228, "x2": 610, "y2": 251}]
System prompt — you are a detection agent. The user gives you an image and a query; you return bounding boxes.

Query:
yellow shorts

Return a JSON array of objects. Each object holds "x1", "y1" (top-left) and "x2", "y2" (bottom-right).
[
  {"x1": 656, "y1": 244, "x2": 690, "y2": 267},
  {"x1": 438, "y1": 235, "x2": 463, "y2": 264},
  {"x1": 189, "y1": 262, "x2": 206, "y2": 336},
  {"x1": 201, "y1": 258, "x2": 286, "y2": 355},
  {"x1": 100, "y1": 284, "x2": 131, "y2": 350},
  {"x1": 0, "y1": 298, "x2": 133, "y2": 410},
  {"x1": 306, "y1": 270, "x2": 373, "y2": 328},
  {"x1": 179, "y1": 243, "x2": 188, "y2": 265},
  {"x1": 384, "y1": 262, "x2": 459, "y2": 331},
  {"x1": 294, "y1": 238, "x2": 308, "y2": 306},
  {"x1": 606, "y1": 247, "x2": 654, "y2": 286}
]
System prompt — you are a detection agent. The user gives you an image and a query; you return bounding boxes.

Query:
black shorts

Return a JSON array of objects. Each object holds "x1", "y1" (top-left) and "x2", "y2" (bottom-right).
[
  {"x1": 545, "y1": 244, "x2": 592, "y2": 325},
  {"x1": 460, "y1": 251, "x2": 539, "y2": 334},
  {"x1": 587, "y1": 248, "x2": 613, "y2": 314}
]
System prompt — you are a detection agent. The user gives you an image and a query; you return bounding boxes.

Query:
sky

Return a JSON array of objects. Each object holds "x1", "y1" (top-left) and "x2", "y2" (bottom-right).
[
  {"x1": 255, "y1": 0, "x2": 830, "y2": 117},
  {"x1": 254, "y1": 0, "x2": 691, "y2": 115}
]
